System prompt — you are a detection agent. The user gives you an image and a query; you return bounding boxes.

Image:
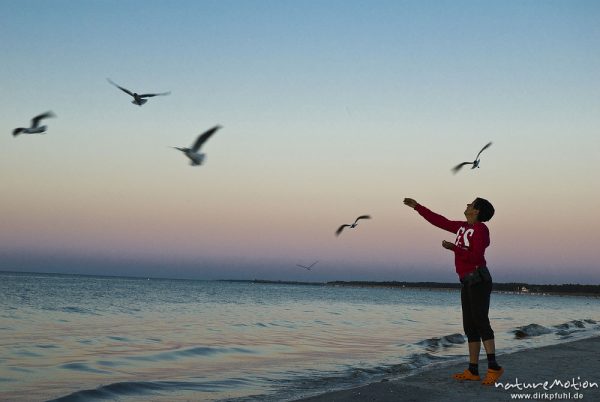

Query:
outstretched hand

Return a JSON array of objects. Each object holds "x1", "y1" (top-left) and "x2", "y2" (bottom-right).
[{"x1": 403, "y1": 198, "x2": 418, "y2": 209}]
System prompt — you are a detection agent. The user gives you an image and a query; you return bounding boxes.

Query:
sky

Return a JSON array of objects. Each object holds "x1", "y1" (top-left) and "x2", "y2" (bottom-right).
[{"x1": 1, "y1": 0, "x2": 599, "y2": 284}]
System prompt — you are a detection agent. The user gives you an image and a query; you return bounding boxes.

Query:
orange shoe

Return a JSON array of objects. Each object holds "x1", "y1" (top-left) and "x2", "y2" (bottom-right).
[
  {"x1": 481, "y1": 367, "x2": 504, "y2": 386},
  {"x1": 452, "y1": 369, "x2": 481, "y2": 381}
]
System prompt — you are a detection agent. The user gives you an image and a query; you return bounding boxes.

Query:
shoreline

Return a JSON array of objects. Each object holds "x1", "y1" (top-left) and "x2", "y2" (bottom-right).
[
  {"x1": 293, "y1": 335, "x2": 600, "y2": 401},
  {"x1": 227, "y1": 279, "x2": 600, "y2": 298},
  {"x1": 3, "y1": 272, "x2": 599, "y2": 297}
]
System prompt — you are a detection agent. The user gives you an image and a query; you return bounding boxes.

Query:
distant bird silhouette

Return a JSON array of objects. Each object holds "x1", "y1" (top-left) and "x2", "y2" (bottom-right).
[
  {"x1": 336, "y1": 215, "x2": 371, "y2": 236},
  {"x1": 107, "y1": 78, "x2": 170, "y2": 106},
  {"x1": 13, "y1": 111, "x2": 56, "y2": 137},
  {"x1": 452, "y1": 142, "x2": 493, "y2": 174},
  {"x1": 173, "y1": 125, "x2": 221, "y2": 166},
  {"x1": 296, "y1": 261, "x2": 319, "y2": 271}
]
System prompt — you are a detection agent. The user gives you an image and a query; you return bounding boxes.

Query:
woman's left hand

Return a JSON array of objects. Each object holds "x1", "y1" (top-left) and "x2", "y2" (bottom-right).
[{"x1": 442, "y1": 240, "x2": 455, "y2": 250}]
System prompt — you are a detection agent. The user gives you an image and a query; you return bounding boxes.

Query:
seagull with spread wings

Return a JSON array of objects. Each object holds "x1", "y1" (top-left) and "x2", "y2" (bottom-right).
[
  {"x1": 13, "y1": 111, "x2": 56, "y2": 137},
  {"x1": 336, "y1": 215, "x2": 371, "y2": 236},
  {"x1": 296, "y1": 261, "x2": 319, "y2": 271},
  {"x1": 451, "y1": 142, "x2": 493, "y2": 174},
  {"x1": 107, "y1": 78, "x2": 171, "y2": 106},
  {"x1": 173, "y1": 125, "x2": 222, "y2": 166}
]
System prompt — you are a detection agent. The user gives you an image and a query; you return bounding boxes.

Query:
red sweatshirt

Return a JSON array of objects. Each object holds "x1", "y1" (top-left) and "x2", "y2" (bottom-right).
[{"x1": 415, "y1": 204, "x2": 489, "y2": 279}]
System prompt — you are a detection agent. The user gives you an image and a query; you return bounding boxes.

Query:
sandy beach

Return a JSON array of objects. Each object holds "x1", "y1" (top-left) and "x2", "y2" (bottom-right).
[{"x1": 294, "y1": 336, "x2": 600, "y2": 401}]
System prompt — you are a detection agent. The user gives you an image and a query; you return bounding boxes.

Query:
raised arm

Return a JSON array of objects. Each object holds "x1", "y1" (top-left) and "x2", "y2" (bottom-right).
[{"x1": 403, "y1": 198, "x2": 462, "y2": 233}]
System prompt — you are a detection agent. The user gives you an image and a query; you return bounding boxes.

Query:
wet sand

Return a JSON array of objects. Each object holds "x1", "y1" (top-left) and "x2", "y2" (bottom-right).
[{"x1": 294, "y1": 336, "x2": 600, "y2": 401}]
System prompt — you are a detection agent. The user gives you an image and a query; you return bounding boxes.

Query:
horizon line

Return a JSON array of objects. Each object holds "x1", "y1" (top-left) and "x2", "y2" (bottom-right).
[{"x1": 2, "y1": 270, "x2": 599, "y2": 289}]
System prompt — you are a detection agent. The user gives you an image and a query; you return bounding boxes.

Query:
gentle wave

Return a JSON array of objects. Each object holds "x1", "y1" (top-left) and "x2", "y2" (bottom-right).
[
  {"x1": 126, "y1": 346, "x2": 256, "y2": 362},
  {"x1": 513, "y1": 318, "x2": 598, "y2": 339},
  {"x1": 60, "y1": 362, "x2": 111, "y2": 374},
  {"x1": 418, "y1": 333, "x2": 466, "y2": 350},
  {"x1": 36, "y1": 344, "x2": 60, "y2": 349},
  {"x1": 48, "y1": 379, "x2": 253, "y2": 401}
]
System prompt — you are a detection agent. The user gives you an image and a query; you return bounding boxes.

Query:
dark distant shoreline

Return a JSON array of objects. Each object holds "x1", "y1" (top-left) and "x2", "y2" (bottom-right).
[
  {"x1": 3, "y1": 272, "x2": 598, "y2": 296},
  {"x1": 221, "y1": 279, "x2": 600, "y2": 297},
  {"x1": 327, "y1": 281, "x2": 600, "y2": 297}
]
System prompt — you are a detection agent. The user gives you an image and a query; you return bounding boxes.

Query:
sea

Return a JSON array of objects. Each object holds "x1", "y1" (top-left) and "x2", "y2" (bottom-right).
[{"x1": 1, "y1": 271, "x2": 599, "y2": 402}]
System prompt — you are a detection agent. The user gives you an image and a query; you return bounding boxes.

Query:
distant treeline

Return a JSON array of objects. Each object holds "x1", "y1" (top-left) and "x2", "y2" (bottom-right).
[{"x1": 326, "y1": 281, "x2": 600, "y2": 296}]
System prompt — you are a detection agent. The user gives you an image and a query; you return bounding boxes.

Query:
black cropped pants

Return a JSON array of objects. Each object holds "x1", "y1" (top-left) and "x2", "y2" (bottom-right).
[{"x1": 461, "y1": 280, "x2": 494, "y2": 342}]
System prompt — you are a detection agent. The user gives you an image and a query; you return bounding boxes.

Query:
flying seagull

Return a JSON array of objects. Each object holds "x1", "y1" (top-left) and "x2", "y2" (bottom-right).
[
  {"x1": 336, "y1": 215, "x2": 371, "y2": 236},
  {"x1": 451, "y1": 142, "x2": 493, "y2": 174},
  {"x1": 13, "y1": 111, "x2": 56, "y2": 137},
  {"x1": 173, "y1": 125, "x2": 222, "y2": 166},
  {"x1": 296, "y1": 261, "x2": 319, "y2": 271},
  {"x1": 107, "y1": 78, "x2": 171, "y2": 106}
]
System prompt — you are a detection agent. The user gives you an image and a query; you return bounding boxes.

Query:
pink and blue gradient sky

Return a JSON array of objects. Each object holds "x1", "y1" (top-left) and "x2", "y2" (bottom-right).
[{"x1": 1, "y1": 1, "x2": 599, "y2": 284}]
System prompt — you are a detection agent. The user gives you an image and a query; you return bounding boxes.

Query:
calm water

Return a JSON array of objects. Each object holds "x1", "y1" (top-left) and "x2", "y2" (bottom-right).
[{"x1": 1, "y1": 272, "x2": 599, "y2": 401}]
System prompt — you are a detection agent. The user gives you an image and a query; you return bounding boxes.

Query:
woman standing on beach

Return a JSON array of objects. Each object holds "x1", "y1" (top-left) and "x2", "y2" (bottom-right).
[{"x1": 403, "y1": 197, "x2": 504, "y2": 386}]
